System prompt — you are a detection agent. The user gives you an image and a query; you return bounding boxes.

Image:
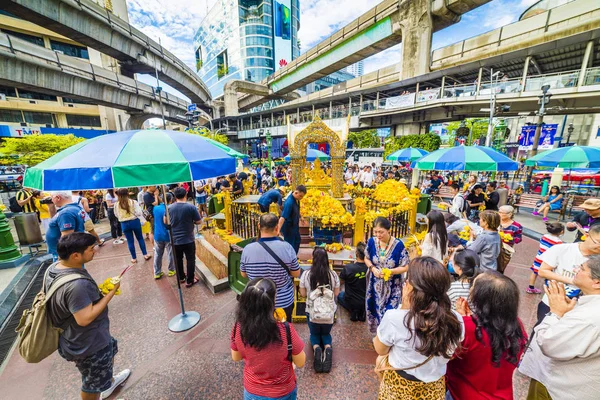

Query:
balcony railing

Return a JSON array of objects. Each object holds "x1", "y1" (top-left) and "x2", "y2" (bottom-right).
[{"x1": 524, "y1": 70, "x2": 580, "y2": 91}]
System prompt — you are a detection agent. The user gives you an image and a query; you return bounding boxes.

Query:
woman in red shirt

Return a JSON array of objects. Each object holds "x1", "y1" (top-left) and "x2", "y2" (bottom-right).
[
  {"x1": 446, "y1": 271, "x2": 527, "y2": 400},
  {"x1": 231, "y1": 278, "x2": 306, "y2": 400}
]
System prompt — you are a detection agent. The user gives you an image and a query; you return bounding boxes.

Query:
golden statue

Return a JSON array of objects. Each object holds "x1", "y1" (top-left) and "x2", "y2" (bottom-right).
[{"x1": 304, "y1": 158, "x2": 332, "y2": 186}]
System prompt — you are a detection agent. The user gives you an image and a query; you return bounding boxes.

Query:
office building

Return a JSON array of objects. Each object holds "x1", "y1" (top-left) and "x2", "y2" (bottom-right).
[
  {"x1": 345, "y1": 61, "x2": 364, "y2": 77},
  {"x1": 0, "y1": 0, "x2": 130, "y2": 138}
]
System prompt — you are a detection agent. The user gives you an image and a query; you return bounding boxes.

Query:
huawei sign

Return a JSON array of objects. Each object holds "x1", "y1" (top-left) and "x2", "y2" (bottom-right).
[{"x1": 279, "y1": 59, "x2": 288, "y2": 67}]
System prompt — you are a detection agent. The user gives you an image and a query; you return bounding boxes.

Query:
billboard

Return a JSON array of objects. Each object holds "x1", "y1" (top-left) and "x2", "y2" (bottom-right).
[
  {"x1": 273, "y1": 0, "x2": 292, "y2": 70},
  {"x1": 518, "y1": 124, "x2": 558, "y2": 150}
]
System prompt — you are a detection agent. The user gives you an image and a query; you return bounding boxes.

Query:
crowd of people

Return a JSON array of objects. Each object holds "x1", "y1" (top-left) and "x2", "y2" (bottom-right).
[{"x1": 11, "y1": 159, "x2": 600, "y2": 400}]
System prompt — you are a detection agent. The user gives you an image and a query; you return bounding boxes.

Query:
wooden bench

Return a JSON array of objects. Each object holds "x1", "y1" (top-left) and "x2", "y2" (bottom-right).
[
  {"x1": 433, "y1": 186, "x2": 454, "y2": 203},
  {"x1": 565, "y1": 194, "x2": 589, "y2": 218},
  {"x1": 513, "y1": 193, "x2": 542, "y2": 214},
  {"x1": 515, "y1": 193, "x2": 589, "y2": 221}
]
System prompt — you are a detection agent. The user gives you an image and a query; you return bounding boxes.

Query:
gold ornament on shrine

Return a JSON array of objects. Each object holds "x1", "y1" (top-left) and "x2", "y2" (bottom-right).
[{"x1": 286, "y1": 114, "x2": 349, "y2": 198}]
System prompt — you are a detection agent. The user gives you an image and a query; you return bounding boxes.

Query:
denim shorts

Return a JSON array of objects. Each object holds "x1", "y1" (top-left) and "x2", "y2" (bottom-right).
[
  {"x1": 196, "y1": 196, "x2": 207, "y2": 205},
  {"x1": 244, "y1": 386, "x2": 297, "y2": 400},
  {"x1": 71, "y1": 338, "x2": 118, "y2": 393}
]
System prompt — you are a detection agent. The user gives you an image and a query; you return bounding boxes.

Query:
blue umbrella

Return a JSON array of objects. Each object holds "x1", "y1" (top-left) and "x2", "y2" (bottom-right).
[
  {"x1": 387, "y1": 147, "x2": 429, "y2": 162},
  {"x1": 24, "y1": 129, "x2": 236, "y2": 190},
  {"x1": 284, "y1": 149, "x2": 330, "y2": 162},
  {"x1": 412, "y1": 146, "x2": 519, "y2": 171}
]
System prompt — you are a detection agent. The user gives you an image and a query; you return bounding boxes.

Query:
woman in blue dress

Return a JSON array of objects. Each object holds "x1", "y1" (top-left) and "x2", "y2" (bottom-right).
[
  {"x1": 364, "y1": 217, "x2": 410, "y2": 333},
  {"x1": 533, "y1": 185, "x2": 563, "y2": 222}
]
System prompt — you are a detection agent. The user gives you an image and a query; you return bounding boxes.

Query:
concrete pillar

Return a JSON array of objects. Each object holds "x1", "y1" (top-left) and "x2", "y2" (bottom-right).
[
  {"x1": 399, "y1": 0, "x2": 433, "y2": 80},
  {"x1": 521, "y1": 56, "x2": 531, "y2": 93},
  {"x1": 578, "y1": 40, "x2": 594, "y2": 87},
  {"x1": 376, "y1": 92, "x2": 380, "y2": 109},
  {"x1": 440, "y1": 76, "x2": 446, "y2": 97},
  {"x1": 260, "y1": 114, "x2": 263, "y2": 128},
  {"x1": 359, "y1": 94, "x2": 363, "y2": 115},
  {"x1": 476, "y1": 68, "x2": 483, "y2": 94},
  {"x1": 223, "y1": 83, "x2": 239, "y2": 117},
  {"x1": 329, "y1": 101, "x2": 333, "y2": 119},
  {"x1": 296, "y1": 108, "x2": 300, "y2": 122}
]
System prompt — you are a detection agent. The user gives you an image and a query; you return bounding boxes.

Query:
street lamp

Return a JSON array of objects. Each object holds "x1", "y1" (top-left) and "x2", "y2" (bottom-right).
[
  {"x1": 525, "y1": 84, "x2": 552, "y2": 192},
  {"x1": 485, "y1": 69, "x2": 502, "y2": 147},
  {"x1": 566, "y1": 123, "x2": 574, "y2": 145}
]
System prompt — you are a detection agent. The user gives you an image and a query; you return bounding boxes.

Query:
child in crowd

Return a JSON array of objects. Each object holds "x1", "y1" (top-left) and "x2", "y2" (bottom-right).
[
  {"x1": 527, "y1": 222, "x2": 564, "y2": 294},
  {"x1": 447, "y1": 249, "x2": 480, "y2": 309}
]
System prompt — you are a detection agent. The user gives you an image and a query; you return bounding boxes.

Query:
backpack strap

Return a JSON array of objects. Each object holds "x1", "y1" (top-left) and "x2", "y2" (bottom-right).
[
  {"x1": 284, "y1": 321, "x2": 292, "y2": 362},
  {"x1": 44, "y1": 274, "x2": 90, "y2": 303}
]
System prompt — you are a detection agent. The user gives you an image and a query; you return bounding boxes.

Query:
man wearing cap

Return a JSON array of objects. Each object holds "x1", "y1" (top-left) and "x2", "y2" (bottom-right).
[{"x1": 566, "y1": 198, "x2": 600, "y2": 242}]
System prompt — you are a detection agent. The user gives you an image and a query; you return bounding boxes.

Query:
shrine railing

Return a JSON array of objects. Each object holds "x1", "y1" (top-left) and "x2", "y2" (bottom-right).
[{"x1": 231, "y1": 203, "x2": 261, "y2": 239}]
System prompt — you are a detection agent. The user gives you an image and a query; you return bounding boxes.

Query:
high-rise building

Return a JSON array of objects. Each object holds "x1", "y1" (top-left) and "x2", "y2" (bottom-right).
[
  {"x1": 0, "y1": 0, "x2": 131, "y2": 138},
  {"x1": 194, "y1": 0, "x2": 300, "y2": 98},
  {"x1": 345, "y1": 61, "x2": 364, "y2": 77}
]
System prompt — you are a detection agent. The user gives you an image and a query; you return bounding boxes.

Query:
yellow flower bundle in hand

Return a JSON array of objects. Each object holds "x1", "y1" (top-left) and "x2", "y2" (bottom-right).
[
  {"x1": 99, "y1": 277, "x2": 121, "y2": 296},
  {"x1": 498, "y1": 231, "x2": 513, "y2": 244},
  {"x1": 381, "y1": 268, "x2": 392, "y2": 281}
]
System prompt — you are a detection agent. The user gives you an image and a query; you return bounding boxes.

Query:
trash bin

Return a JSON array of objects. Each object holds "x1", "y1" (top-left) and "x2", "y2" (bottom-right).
[
  {"x1": 13, "y1": 212, "x2": 43, "y2": 246},
  {"x1": 417, "y1": 194, "x2": 432, "y2": 215},
  {"x1": 228, "y1": 237, "x2": 256, "y2": 295}
]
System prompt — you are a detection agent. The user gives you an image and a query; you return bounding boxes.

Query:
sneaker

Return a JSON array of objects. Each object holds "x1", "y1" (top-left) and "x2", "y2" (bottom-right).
[
  {"x1": 526, "y1": 287, "x2": 542, "y2": 294},
  {"x1": 101, "y1": 369, "x2": 131, "y2": 399},
  {"x1": 350, "y1": 310, "x2": 358, "y2": 322},
  {"x1": 113, "y1": 239, "x2": 123, "y2": 245},
  {"x1": 543, "y1": 217, "x2": 548, "y2": 222},
  {"x1": 313, "y1": 347, "x2": 323, "y2": 373},
  {"x1": 532, "y1": 211, "x2": 539, "y2": 216},
  {"x1": 154, "y1": 272, "x2": 164, "y2": 280},
  {"x1": 168, "y1": 270, "x2": 176, "y2": 277},
  {"x1": 322, "y1": 347, "x2": 333, "y2": 373}
]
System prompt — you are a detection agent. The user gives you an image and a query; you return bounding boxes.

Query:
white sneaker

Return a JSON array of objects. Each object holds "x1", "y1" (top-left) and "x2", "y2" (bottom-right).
[
  {"x1": 113, "y1": 239, "x2": 123, "y2": 244},
  {"x1": 101, "y1": 369, "x2": 131, "y2": 399}
]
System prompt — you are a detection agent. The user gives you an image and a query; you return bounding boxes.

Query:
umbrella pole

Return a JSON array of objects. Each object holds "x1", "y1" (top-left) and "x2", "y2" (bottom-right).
[{"x1": 162, "y1": 185, "x2": 201, "y2": 332}]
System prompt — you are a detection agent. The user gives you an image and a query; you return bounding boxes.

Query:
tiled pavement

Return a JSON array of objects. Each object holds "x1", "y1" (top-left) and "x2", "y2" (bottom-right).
[{"x1": 0, "y1": 233, "x2": 543, "y2": 400}]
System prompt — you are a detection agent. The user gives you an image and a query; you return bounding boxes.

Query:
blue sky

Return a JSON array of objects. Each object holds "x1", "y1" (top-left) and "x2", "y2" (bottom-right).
[{"x1": 127, "y1": 0, "x2": 540, "y2": 99}]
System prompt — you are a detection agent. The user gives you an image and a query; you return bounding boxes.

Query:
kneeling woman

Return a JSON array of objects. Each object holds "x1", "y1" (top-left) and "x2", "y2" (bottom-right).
[
  {"x1": 365, "y1": 217, "x2": 410, "y2": 334},
  {"x1": 231, "y1": 278, "x2": 306, "y2": 400},
  {"x1": 373, "y1": 257, "x2": 464, "y2": 400}
]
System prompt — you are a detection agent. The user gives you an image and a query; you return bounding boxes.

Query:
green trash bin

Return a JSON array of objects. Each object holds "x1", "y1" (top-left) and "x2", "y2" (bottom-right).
[
  {"x1": 228, "y1": 237, "x2": 256, "y2": 295},
  {"x1": 417, "y1": 194, "x2": 432, "y2": 215}
]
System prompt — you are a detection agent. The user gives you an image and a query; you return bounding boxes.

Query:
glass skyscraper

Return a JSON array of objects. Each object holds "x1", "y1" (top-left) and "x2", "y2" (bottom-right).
[{"x1": 194, "y1": 0, "x2": 300, "y2": 98}]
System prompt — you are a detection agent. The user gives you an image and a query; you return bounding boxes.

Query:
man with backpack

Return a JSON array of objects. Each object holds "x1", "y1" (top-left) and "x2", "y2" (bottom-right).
[
  {"x1": 445, "y1": 183, "x2": 467, "y2": 218},
  {"x1": 45, "y1": 233, "x2": 130, "y2": 399}
]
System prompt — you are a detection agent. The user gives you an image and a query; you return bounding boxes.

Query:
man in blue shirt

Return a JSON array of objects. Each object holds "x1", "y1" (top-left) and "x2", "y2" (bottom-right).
[
  {"x1": 278, "y1": 185, "x2": 306, "y2": 254},
  {"x1": 46, "y1": 191, "x2": 86, "y2": 260},
  {"x1": 153, "y1": 193, "x2": 175, "y2": 279},
  {"x1": 257, "y1": 188, "x2": 284, "y2": 213}
]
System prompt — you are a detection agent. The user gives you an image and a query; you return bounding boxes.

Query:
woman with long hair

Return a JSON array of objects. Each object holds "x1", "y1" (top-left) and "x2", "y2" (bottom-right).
[
  {"x1": 373, "y1": 257, "x2": 464, "y2": 399},
  {"x1": 464, "y1": 210, "x2": 501, "y2": 271},
  {"x1": 105, "y1": 189, "x2": 123, "y2": 244},
  {"x1": 446, "y1": 272, "x2": 527, "y2": 400},
  {"x1": 231, "y1": 278, "x2": 306, "y2": 400},
  {"x1": 365, "y1": 217, "x2": 410, "y2": 333},
  {"x1": 114, "y1": 188, "x2": 151, "y2": 264},
  {"x1": 299, "y1": 247, "x2": 340, "y2": 373},
  {"x1": 422, "y1": 210, "x2": 448, "y2": 263},
  {"x1": 533, "y1": 185, "x2": 563, "y2": 221}
]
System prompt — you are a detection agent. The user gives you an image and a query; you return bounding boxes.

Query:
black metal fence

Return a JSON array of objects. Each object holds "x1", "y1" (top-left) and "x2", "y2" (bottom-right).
[
  {"x1": 231, "y1": 203, "x2": 261, "y2": 239},
  {"x1": 363, "y1": 200, "x2": 411, "y2": 241}
]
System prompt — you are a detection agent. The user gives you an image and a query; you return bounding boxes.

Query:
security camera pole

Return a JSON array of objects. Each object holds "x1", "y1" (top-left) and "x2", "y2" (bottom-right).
[{"x1": 524, "y1": 84, "x2": 552, "y2": 192}]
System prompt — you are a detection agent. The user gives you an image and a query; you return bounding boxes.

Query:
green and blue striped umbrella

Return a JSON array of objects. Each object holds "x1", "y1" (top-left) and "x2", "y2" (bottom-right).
[
  {"x1": 387, "y1": 147, "x2": 429, "y2": 162},
  {"x1": 24, "y1": 130, "x2": 236, "y2": 190},
  {"x1": 284, "y1": 149, "x2": 330, "y2": 162},
  {"x1": 525, "y1": 146, "x2": 600, "y2": 169},
  {"x1": 412, "y1": 146, "x2": 518, "y2": 171}
]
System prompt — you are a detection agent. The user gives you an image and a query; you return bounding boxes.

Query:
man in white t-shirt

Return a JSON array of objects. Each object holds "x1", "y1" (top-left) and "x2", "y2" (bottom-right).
[
  {"x1": 362, "y1": 166, "x2": 375, "y2": 187},
  {"x1": 536, "y1": 223, "x2": 600, "y2": 323}
]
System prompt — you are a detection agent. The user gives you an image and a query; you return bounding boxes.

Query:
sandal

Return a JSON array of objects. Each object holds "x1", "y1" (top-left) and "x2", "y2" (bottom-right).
[
  {"x1": 186, "y1": 276, "x2": 200, "y2": 288},
  {"x1": 97, "y1": 239, "x2": 106, "y2": 247},
  {"x1": 131, "y1": 259, "x2": 137, "y2": 264},
  {"x1": 144, "y1": 254, "x2": 152, "y2": 261}
]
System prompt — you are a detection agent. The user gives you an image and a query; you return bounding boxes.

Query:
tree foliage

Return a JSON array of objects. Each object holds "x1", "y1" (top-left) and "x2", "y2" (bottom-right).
[
  {"x1": 384, "y1": 133, "x2": 441, "y2": 157},
  {"x1": 445, "y1": 118, "x2": 489, "y2": 146},
  {"x1": 348, "y1": 129, "x2": 380, "y2": 149},
  {"x1": 187, "y1": 127, "x2": 228, "y2": 145},
  {"x1": 0, "y1": 134, "x2": 85, "y2": 166}
]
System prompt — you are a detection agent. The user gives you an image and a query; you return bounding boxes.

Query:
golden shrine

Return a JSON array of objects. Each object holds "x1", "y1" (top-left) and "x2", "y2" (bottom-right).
[{"x1": 286, "y1": 114, "x2": 348, "y2": 198}]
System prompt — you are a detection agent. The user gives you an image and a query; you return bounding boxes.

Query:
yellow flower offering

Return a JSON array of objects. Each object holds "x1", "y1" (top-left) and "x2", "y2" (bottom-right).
[
  {"x1": 325, "y1": 243, "x2": 344, "y2": 253},
  {"x1": 274, "y1": 308, "x2": 287, "y2": 322},
  {"x1": 437, "y1": 203, "x2": 448, "y2": 210},
  {"x1": 499, "y1": 231, "x2": 514, "y2": 243},
  {"x1": 582, "y1": 235, "x2": 588, "y2": 241},
  {"x1": 301, "y1": 189, "x2": 355, "y2": 227},
  {"x1": 381, "y1": 268, "x2": 392, "y2": 281},
  {"x1": 99, "y1": 276, "x2": 122, "y2": 296},
  {"x1": 478, "y1": 205, "x2": 486, "y2": 211}
]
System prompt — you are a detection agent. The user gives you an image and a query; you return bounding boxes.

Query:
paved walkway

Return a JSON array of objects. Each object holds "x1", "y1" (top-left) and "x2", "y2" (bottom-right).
[{"x1": 0, "y1": 227, "x2": 545, "y2": 399}]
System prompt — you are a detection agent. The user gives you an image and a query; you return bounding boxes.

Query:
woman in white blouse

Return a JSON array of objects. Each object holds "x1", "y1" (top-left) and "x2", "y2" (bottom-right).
[
  {"x1": 373, "y1": 257, "x2": 465, "y2": 399},
  {"x1": 421, "y1": 210, "x2": 448, "y2": 263}
]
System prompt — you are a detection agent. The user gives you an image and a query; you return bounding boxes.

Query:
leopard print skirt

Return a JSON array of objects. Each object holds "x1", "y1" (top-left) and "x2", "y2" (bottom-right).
[{"x1": 378, "y1": 362, "x2": 446, "y2": 400}]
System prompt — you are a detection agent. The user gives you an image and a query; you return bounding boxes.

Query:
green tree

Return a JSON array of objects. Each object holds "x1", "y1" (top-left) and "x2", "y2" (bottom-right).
[
  {"x1": 348, "y1": 129, "x2": 380, "y2": 148},
  {"x1": 445, "y1": 118, "x2": 488, "y2": 146},
  {"x1": 0, "y1": 134, "x2": 85, "y2": 166},
  {"x1": 187, "y1": 127, "x2": 228, "y2": 145},
  {"x1": 384, "y1": 133, "x2": 441, "y2": 157}
]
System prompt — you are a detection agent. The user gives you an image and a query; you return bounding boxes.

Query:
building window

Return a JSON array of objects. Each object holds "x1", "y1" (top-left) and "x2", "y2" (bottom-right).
[
  {"x1": 18, "y1": 89, "x2": 57, "y2": 102},
  {"x1": 23, "y1": 112, "x2": 55, "y2": 125},
  {"x1": 217, "y1": 50, "x2": 228, "y2": 79},
  {"x1": 0, "y1": 29, "x2": 44, "y2": 47},
  {"x1": 50, "y1": 40, "x2": 89, "y2": 60},
  {"x1": 0, "y1": 110, "x2": 23, "y2": 123},
  {"x1": 0, "y1": 85, "x2": 17, "y2": 97},
  {"x1": 66, "y1": 114, "x2": 102, "y2": 127},
  {"x1": 195, "y1": 46, "x2": 203, "y2": 71}
]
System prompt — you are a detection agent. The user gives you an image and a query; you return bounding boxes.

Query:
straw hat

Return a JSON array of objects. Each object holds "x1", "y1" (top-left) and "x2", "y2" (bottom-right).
[{"x1": 580, "y1": 198, "x2": 600, "y2": 211}]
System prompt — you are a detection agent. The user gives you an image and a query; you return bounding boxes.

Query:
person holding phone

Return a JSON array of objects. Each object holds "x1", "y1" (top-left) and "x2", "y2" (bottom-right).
[{"x1": 566, "y1": 198, "x2": 600, "y2": 242}]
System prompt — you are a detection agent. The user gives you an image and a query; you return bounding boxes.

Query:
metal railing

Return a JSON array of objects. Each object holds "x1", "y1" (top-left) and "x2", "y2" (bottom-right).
[
  {"x1": 524, "y1": 70, "x2": 580, "y2": 91},
  {"x1": 442, "y1": 83, "x2": 477, "y2": 98},
  {"x1": 584, "y1": 67, "x2": 600, "y2": 86},
  {"x1": 231, "y1": 203, "x2": 261, "y2": 239},
  {"x1": 479, "y1": 78, "x2": 521, "y2": 95}
]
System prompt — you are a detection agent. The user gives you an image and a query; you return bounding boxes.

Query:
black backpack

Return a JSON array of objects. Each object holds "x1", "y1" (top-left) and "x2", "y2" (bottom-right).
[{"x1": 9, "y1": 196, "x2": 22, "y2": 213}]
